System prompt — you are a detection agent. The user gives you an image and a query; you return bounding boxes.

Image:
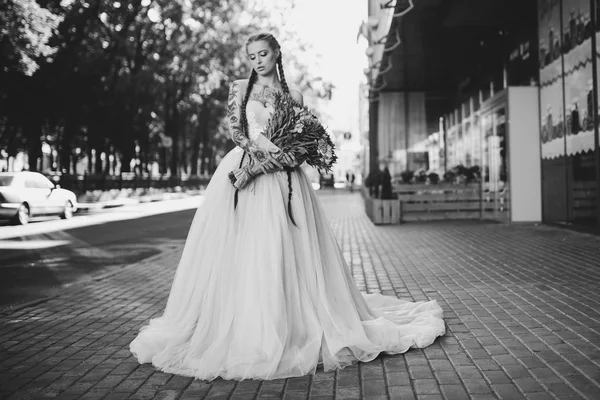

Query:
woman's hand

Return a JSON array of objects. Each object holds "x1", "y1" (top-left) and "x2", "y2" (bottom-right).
[
  {"x1": 251, "y1": 147, "x2": 284, "y2": 174},
  {"x1": 276, "y1": 152, "x2": 297, "y2": 168}
]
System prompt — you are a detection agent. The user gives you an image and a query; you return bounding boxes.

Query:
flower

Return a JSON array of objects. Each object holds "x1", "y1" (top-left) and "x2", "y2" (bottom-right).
[
  {"x1": 241, "y1": 91, "x2": 337, "y2": 173},
  {"x1": 293, "y1": 122, "x2": 304, "y2": 133},
  {"x1": 317, "y1": 139, "x2": 328, "y2": 155}
]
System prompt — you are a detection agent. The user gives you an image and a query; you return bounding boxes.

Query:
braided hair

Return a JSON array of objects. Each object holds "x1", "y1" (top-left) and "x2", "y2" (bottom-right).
[
  {"x1": 277, "y1": 54, "x2": 289, "y2": 93},
  {"x1": 240, "y1": 69, "x2": 257, "y2": 138},
  {"x1": 238, "y1": 33, "x2": 298, "y2": 227}
]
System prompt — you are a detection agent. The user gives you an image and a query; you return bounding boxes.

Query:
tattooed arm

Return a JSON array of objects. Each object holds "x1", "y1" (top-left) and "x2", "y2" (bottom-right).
[
  {"x1": 227, "y1": 80, "x2": 286, "y2": 172},
  {"x1": 227, "y1": 80, "x2": 298, "y2": 189}
]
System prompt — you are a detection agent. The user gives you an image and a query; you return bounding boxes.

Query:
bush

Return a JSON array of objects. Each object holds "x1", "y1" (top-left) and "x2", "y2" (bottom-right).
[
  {"x1": 443, "y1": 164, "x2": 481, "y2": 184},
  {"x1": 427, "y1": 172, "x2": 440, "y2": 184},
  {"x1": 413, "y1": 169, "x2": 427, "y2": 183},
  {"x1": 443, "y1": 169, "x2": 456, "y2": 183},
  {"x1": 399, "y1": 170, "x2": 414, "y2": 183}
]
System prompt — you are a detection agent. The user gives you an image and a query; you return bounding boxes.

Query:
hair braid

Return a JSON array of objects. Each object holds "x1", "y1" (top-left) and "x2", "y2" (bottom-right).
[
  {"x1": 234, "y1": 69, "x2": 257, "y2": 210},
  {"x1": 277, "y1": 54, "x2": 289, "y2": 94},
  {"x1": 240, "y1": 69, "x2": 257, "y2": 138},
  {"x1": 286, "y1": 169, "x2": 297, "y2": 226},
  {"x1": 276, "y1": 53, "x2": 295, "y2": 226}
]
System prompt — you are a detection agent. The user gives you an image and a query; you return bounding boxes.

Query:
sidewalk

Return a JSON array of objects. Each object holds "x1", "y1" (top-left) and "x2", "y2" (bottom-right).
[
  {"x1": 76, "y1": 188, "x2": 204, "y2": 211},
  {"x1": 1, "y1": 191, "x2": 600, "y2": 400}
]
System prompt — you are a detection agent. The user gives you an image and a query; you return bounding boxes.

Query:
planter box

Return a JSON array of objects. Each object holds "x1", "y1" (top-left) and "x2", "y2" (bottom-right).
[
  {"x1": 362, "y1": 187, "x2": 400, "y2": 224},
  {"x1": 394, "y1": 183, "x2": 483, "y2": 222}
]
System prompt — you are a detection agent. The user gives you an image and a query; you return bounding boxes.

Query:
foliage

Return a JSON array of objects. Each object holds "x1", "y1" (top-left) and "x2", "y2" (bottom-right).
[
  {"x1": 0, "y1": 0, "x2": 332, "y2": 176},
  {"x1": 0, "y1": 0, "x2": 62, "y2": 76},
  {"x1": 413, "y1": 168, "x2": 427, "y2": 183},
  {"x1": 443, "y1": 164, "x2": 481, "y2": 184},
  {"x1": 265, "y1": 92, "x2": 336, "y2": 171},
  {"x1": 427, "y1": 172, "x2": 440, "y2": 184},
  {"x1": 399, "y1": 169, "x2": 414, "y2": 183}
]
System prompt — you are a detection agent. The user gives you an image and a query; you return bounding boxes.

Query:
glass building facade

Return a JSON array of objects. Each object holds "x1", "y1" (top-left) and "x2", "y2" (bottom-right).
[
  {"x1": 538, "y1": 0, "x2": 600, "y2": 229},
  {"x1": 424, "y1": 0, "x2": 600, "y2": 229}
]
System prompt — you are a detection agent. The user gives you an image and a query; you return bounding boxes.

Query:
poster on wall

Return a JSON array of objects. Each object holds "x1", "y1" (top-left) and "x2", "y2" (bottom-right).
[
  {"x1": 539, "y1": 0, "x2": 567, "y2": 159},
  {"x1": 562, "y1": 0, "x2": 596, "y2": 157}
]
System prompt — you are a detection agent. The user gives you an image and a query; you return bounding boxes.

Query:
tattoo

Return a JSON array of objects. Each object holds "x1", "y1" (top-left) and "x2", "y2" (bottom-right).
[
  {"x1": 227, "y1": 82, "x2": 238, "y2": 116},
  {"x1": 249, "y1": 85, "x2": 276, "y2": 108},
  {"x1": 228, "y1": 81, "x2": 250, "y2": 149},
  {"x1": 227, "y1": 81, "x2": 283, "y2": 171}
]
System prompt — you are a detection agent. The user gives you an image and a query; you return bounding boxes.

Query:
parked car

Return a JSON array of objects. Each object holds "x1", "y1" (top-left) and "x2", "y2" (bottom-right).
[{"x1": 0, "y1": 172, "x2": 78, "y2": 225}]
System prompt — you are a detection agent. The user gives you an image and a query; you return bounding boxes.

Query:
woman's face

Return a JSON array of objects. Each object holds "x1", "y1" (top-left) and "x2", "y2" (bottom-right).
[{"x1": 247, "y1": 40, "x2": 278, "y2": 77}]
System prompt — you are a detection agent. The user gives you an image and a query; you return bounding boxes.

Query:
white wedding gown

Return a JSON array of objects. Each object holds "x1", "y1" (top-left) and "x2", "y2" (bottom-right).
[{"x1": 129, "y1": 101, "x2": 445, "y2": 381}]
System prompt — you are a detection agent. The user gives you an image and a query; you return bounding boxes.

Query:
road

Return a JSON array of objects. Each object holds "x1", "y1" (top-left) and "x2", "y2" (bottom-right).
[{"x1": 0, "y1": 197, "x2": 203, "y2": 309}]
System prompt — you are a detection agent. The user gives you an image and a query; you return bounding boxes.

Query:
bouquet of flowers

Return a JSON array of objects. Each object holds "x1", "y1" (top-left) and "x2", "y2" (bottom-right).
[{"x1": 228, "y1": 91, "x2": 337, "y2": 189}]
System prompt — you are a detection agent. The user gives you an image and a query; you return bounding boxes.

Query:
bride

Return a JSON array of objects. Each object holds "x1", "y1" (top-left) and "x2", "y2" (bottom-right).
[{"x1": 129, "y1": 32, "x2": 445, "y2": 381}]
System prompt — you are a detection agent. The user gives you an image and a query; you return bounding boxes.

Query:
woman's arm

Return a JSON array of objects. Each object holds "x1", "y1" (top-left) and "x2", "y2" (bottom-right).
[
  {"x1": 227, "y1": 80, "x2": 285, "y2": 171},
  {"x1": 228, "y1": 80, "x2": 298, "y2": 167}
]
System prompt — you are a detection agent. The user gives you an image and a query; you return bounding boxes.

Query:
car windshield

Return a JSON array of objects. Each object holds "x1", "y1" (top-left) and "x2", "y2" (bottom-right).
[{"x1": 0, "y1": 176, "x2": 14, "y2": 186}]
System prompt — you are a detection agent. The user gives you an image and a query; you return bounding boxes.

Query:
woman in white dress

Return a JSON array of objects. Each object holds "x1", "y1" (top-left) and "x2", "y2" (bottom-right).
[{"x1": 129, "y1": 32, "x2": 445, "y2": 381}]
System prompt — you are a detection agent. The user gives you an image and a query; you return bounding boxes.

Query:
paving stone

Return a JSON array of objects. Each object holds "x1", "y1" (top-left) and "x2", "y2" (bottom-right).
[
  {"x1": 439, "y1": 384, "x2": 469, "y2": 400},
  {"x1": 2, "y1": 192, "x2": 600, "y2": 399},
  {"x1": 462, "y1": 378, "x2": 493, "y2": 394},
  {"x1": 387, "y1": 385, "x2": 415, "y2": 399},
  {"x1": 413, "y1": 379, "x2": 441, "y2": 395}
]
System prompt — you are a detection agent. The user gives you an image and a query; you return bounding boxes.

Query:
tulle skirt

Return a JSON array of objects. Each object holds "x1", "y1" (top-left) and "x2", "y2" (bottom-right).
[{"x1": 129, "y1": 147, "x2": 445, "y2": 381}]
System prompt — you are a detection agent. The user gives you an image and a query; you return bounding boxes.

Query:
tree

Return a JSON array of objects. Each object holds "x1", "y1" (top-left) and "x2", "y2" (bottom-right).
[
  {"x1": 0, "y1": 0, "x2": 62, "y2": 76},
  {"x1": 0, "y1": 0, "x2": 333, "y2": 177}
]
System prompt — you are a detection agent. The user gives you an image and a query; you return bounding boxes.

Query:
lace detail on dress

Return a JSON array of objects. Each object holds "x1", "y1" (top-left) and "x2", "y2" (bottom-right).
[{"x1": 247, "y1": 111, "x2": 262, "y2": 141}]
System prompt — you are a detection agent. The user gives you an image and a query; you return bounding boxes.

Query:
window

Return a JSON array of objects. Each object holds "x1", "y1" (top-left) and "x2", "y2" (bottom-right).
[
  {"x1": 33, "y1": 175, "x2": 54, "y2": 189},
  {"x1": 0, "y1": 176, "x2": 14, "y2": 186}
]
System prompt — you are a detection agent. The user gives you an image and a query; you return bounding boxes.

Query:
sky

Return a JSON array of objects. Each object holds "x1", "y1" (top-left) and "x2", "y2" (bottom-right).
[{"x1": 281, "y1": 0, "x2": 369, "y2": 135}]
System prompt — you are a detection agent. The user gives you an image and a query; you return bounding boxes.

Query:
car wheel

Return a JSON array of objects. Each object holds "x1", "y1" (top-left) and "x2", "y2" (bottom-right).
[
  {"x1": 14, "y1": 203, "x2": 30, "y2": 225},
  {"x1": 60, "y1": 201, "x2": 74, "y2": 220}
]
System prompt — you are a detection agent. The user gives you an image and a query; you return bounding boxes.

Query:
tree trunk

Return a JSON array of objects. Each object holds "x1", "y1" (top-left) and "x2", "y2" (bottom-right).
[
  {"x1": 104, "y1": 145, "x2": 111, "y2": 175},
  {"x1": 120, "y1": 147, "x2": 134, "y2": 173},
  {"x1": 200, "y1": 119, "x2": 211, "y2": 175},
  {"x1": 60, "y1": 121, "x2": 74, "y2": 174},
  {"x1": 72, "y1": 154, "x2": 78, "y2": 175},
  {"x1": 192, "y1": 107, "x2": 209, "y2": 176},
  {"x1": 87, "y1": 147, "x2": 93, "y2": 174},
  {"x1": 191, "y1": 140, "x2": 200, "y2": 176},
  {"x1": 169, "y1": 102, "x2": 179, "y2": 177},
  {"x1": 161, "y1": 147, "x2": 168, "y2": 175},
  {"x1": 207, "y1": 145, "x2": 214, "y2": 174},
  {"x1": 95, "y1": 149, "x2": 104, "y2": 174}
]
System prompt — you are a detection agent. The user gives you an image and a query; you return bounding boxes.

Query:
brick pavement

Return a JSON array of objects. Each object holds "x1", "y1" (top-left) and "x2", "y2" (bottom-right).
[{"x1": 1, "y1": 191, "x2": 600, "y2": 400}]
